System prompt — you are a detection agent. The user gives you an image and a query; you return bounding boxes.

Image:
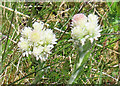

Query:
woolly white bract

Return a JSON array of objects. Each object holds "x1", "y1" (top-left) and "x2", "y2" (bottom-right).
[
  {"x1": 18, "y1": 21, "x2": 57, "y2": 61},
  {"x1": 71, "y1": 13, "x2": 102, "y2": 45}
]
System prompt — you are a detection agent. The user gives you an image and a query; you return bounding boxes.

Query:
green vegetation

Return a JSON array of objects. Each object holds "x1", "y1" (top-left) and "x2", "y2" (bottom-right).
[{"x1": 1, "y1": 1, "x2": 120, "y2": 85}]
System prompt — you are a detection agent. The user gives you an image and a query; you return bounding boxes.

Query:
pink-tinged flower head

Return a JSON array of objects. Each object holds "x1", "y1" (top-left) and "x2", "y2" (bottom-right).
[
  {"x1": 71, "y1": 13, "x2": 102, "y2": 46},
  {"x1": 72, "y1": 13, "x2": 87, "y2": 27}
]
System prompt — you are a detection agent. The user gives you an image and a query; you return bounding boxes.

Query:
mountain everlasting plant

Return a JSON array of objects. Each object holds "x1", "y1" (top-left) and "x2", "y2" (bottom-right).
[
  {"x1": 17, "y1": 21, "x2": 57, "y2": 84},
  {"x1": 68, "y1": 13, "x2": 102, "y2": 84},
  {"x1": 71, "y1": 13, "x2": 101, "y2": 45}
]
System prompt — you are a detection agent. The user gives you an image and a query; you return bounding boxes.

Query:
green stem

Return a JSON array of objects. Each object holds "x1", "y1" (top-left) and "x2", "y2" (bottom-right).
[
  {"x1": 32, "y1": 60, "x2": 45, "y2": 84},
  {"x1": 68, "y1": 51, "x2": 88, "y2": 84},
  {"x1": 76, "y1": 51, "x2": 87, "y2": 69},
  {"x1": 68, "y1": 41, "x2": 92, "y2": 84}
]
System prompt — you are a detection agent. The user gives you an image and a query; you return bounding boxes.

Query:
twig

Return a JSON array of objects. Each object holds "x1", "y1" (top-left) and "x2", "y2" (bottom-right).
[
  {"x1": 12, "y1": 63, "x2": 24, "y2": 76},
  {"x1": 95, "y1": 43, "x2": 120, "y2": 55},
  {"x1": 1, "y1": 34, "x2": 17, "y2": 43},
  {"x1": 84, "y1": 74, "x2": 91, "y2": 84},
  {"x1": 94, "y1": 38, "x2": 120, "y2": 55},
  {"x1": 94, "y1": 8, "x2": 102, "y2": 17},
  {"x1": 15, "y1": 56, "x2": 22, "y2": 76},
  {"x1": 92, "y1": 68, "x2": 118, "y2": 82},
  {"x1": 0, "y1": 5, "x2": 30, "y2": 18},
  {"x1": 108, "y1": 48, "x2": 120, "y2": 55},
  {"x1": 54, "y1": 27, "x2": 69, "y2": 34},
  {"x1": 69, "y1": 56, "x2": 73, "y2": 72},
  {"x1": 11, "y1": 63, "x2": 30, "y2": 83},
  {"x1": 1, "y1": 67, "x2": 8, "y2": 85},
  {"x1": 79, "y1": 77, "x2": 86, "y2": 84},
  {"x1": 57, "y1": 24, "x2": 70, "y2": 42},
  {"x1": 101, "y1": 33, "x2": 120, "y2": 36}
]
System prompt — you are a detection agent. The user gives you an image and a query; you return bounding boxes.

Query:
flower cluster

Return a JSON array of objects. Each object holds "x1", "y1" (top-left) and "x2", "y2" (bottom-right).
[
  {"x1": 71, "y1": 13, "x2": 102, "y2": 45},
  {"x1": 18, "y1": 21, "x2": 57, "y2": 61}
]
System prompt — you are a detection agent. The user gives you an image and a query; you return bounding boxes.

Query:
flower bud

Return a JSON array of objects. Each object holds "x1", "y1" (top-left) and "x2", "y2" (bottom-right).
[{"x1": 72, "y1": 13, "x2": 87, "y2": 27}]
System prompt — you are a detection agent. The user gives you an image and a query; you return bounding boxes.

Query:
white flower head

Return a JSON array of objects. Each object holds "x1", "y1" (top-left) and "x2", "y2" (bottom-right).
[
  {"x1": 43, "y1": 45, "x2": 52, "y2": 54},
  {"x1": 18, "y1": 21, "x2": 57, "y2": 61},
  {"x1": 88, "y1": 14, "x2": 98, "y2": 25},
  {"x1": 43, "y1": 29, "x2": 57, "y2": 45},
  {"x1": 86, "y1": 22, "x2": 97, "y2": 35},
  {"x1": 71, "y1": 13, "x2": 102, "y2": 45},
  {"x1": 29, "y1": 30, "x2": 42, "y2": 42},
  {"x1": 86, "y1": 23, "x2": 101, "y2": 43},
  {"x1": 21, "y1": 27, "x2": 32, "y2": 38},
  {"x1": 18, "y1": 38, "x2": 29, "y2": 50},
  {"x1": 33, "y1": 46, "x2": 43, "y2": 56},
  {"x1": 72, "y1": 13, "x2": 87, "y2": 27},
  {"x1": 71, "y1": 26, "x2": 86, "y2": 40},
  {"x1": 33, "y1": 21, "x2": 44, "y2": 31}
]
